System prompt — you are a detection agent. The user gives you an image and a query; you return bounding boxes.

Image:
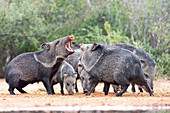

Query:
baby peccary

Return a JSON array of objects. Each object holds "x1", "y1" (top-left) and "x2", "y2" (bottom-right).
[
  {"x1": 6, "y1": 35, "x2": 75, "y2": 95},
  {"x1": 113, "y1": 43, "x2": 156, "y2": 92},
  {"x1": 66, "y1": 48, "x2": 82, "y2": 92},
  {"x1": 51, "y1": 61, "x2": 77, "y2": 95},
  {"x1": 79, "y1": 43, "x2": 153, "y2": 97}
]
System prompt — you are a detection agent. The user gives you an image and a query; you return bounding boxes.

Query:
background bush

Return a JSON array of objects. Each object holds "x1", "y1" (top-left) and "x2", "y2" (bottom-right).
[{"x1": 0, "y1": 0, "x2": 169, "y2": 78}]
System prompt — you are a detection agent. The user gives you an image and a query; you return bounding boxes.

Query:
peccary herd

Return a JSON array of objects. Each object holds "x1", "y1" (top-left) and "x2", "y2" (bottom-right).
[{"x1": 5, "y1": 35, "x2": 156, "y2": 97}]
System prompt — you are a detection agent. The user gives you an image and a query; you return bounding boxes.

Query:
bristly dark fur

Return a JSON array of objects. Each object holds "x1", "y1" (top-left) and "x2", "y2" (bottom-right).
[
  {"x1": 113, "y1": 43, "x2": 156, "y2": 91},
  {"x1": 79, "y1": 43, "x2": 153, "y2": 97},
  {"x1": 5, "y1": 36, "x2": 74, "y2": 95}
]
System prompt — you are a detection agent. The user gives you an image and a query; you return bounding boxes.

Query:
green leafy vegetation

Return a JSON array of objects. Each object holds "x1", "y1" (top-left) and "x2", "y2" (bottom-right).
[{"x1": 0, "y1": 0, "x2": 169, "y2": 78}]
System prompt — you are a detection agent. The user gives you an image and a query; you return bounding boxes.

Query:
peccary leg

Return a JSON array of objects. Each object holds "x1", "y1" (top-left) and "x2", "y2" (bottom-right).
[
  {"x1": 75, "y1": 80, "x2": 79, "y2": 93},
  {"x1": 50, "y1": 78, "x2": 55, "y2": 94},
  {"x1": 8, "y1": 76, "x2": 20, "y2": 95},
  {"x1": 86, "y1": 82, "x2": 98, "y2": 96},
  {"x1": 8, "y1": 86, "x2": 15, "y2": 95},
  {"x1": 103, "y1": 83, "x2": 106, "y2": 92},
  {"x1": 151, "y1": 81, "x2": 153, "y2": 90},
  {"x1": 51, "y1": 85, "x2": 55, "y2": 94},
  {"x1": 131, "y1": 82, "x2": 136, "y2": 92},
  {"x1": 115, "y1": 84, "x2": 129, "y2": 97},
  {"x1": 113, "y1": 85, "x2": 118, "y2": 93},
  {"x1": 49, "y1": 81, "x2": 55, "y2": 94},
  {"x1": 113, "y1": 85, "x2": 121, "y2": 93},
  {"x1": 16, "y1": 88, "x2": 27, "y2": 93},
  {"x1": 114, "y1": 88, "x2": 117, "y2": 93},
  {"x1": 104, "y1": 83, "x2": 110, "y2": 95},
  {"x1": 60, "y1": 82, "x2": 64, "y2": 95},
  {"x1": 42, "y1": 78, "x2": 53, "y2": 95},
  {"x1": 138, "y1": 87, "x2": 143, "y2": 92},
  {"x1": 91, "y1": 89, "x2": 95, "y2": 93},
  {"x1": 16, "y1": 80, "x2": 28, "y2": 94},
  {"x1": 121, "y1": 85, "x2": 123, "y2": 90}
]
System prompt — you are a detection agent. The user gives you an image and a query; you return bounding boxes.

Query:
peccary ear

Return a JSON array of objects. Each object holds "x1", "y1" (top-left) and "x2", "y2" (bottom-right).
[
  {"x1": 41, "y1": 43, "x2": 50, "y2": 50},
  {"x1": 91, "y1": 43, "x2": 101, "y2": 51},
  {"x1": 153, "y1": 62, "x2": 156, "y2": 67}
]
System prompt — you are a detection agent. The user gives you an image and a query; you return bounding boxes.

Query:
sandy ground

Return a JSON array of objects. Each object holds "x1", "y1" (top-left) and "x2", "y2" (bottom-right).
[{"x1": 0, "y1": 79, "x2": 170, "y2": 107}]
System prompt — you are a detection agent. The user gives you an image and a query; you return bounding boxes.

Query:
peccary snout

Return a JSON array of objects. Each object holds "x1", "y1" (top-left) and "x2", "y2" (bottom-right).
[
  {"x1": 68, "y1": 91, "x2": 74, "y2": 95},
  {"x1": 84, "y1": 89, "x2": 88, "y2": 93}
]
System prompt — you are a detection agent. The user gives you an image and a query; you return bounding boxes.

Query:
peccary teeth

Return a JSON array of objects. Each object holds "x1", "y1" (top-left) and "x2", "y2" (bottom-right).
[{"x1": 66, "y1": 42, "x2": 74, "y2": 52}]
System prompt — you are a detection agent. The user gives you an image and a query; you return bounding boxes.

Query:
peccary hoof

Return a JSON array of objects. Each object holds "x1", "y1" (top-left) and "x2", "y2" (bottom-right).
[
  {"x1": 61, "y1": 92, "x2": 64, "y2": 95},
  {"x1": 86, "y1": 93, "x2": 91, "y2": 96},
  {"x1": 47, "y1": 92, "x2": 54, "y2": 95},
  {"x1": 132, "y1": 88, "x2": 136, "y2": 93},
  {"x1": 10, "y1": 92, "x2": 16, "y2": 95},
  {"x1": 115, "y1": 94, "x2": 122, "y2": 97},
  {"x1": 76, "y1": 90, "x2": 79, "y2": 93},
  {"x1": 92, "y1": 89, "x2": 95, "y2": 93},
  {"x1": 139, "y1": 88, "x2": 143, "y2": 93},
  {"x1": 52, "y1": 91, "x2": 55, "y2": 94},
  {"x1": 150, "y1": 93, "x2": 154, "y2": 96}
]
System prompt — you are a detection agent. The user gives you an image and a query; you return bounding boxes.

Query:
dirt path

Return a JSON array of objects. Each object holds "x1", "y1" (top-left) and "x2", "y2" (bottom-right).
[{"x1": 0, "y1": 79, "x2": 170, "y2": 107}]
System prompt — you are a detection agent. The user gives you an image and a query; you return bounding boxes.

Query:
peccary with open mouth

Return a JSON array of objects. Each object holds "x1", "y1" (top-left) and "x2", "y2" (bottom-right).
[{"x1": 5, "y1": 35, "x2": 75, "y2": 95}]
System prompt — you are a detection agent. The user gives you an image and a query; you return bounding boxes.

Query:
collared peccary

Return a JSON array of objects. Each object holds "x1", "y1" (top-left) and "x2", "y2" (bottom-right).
[
  {"x1": 113, "y1": 43, "x2": 156, "y2": 92},
  {"x1": 78, "y1": 43, "x2": 119, "y2": 94},
  {"x1": 78, "y1": 43, "x2": 153, "y2": 96},
  {"x1": 65, "y1": 48, "x2": 82, "y2": 92},
  {"x1": 5, "y1": 35, "x2": 75, "y2": 95},
  {"x1": 51, "y1": 61, "x2": 77, "y2": 95}
]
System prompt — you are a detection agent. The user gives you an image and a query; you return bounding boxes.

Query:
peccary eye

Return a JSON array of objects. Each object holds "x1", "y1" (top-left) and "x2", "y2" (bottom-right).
[
  {"x1": 55, "y1": 41, "x2": 60, "y2": 46},
  {"x1": 145, "y1": 74, "x2": 149, "y2": 78},
  {"x1": 78, "y1": 64, "x2": 83, "y2": 67},
  {"x1": 81, "y1": 77, "x2": 84, "y2": 80},
  {"x1": 89, "y1": 78, "x2": 91, "y2": 81},
  {"x1": 67, "y1": 83, "x2": 69, "y2": 86},
  {"x1": 73, "y1": 83, "x2": 74, "y2": 86}
]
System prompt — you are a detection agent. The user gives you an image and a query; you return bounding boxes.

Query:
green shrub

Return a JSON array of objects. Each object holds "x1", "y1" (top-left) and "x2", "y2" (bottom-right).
[
  {"x1": 0, "y1": 0, "x2": 169, "y2": 78},
  {"x1": 156, "y1": 53, "x2": 170, "y2": 77}
]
